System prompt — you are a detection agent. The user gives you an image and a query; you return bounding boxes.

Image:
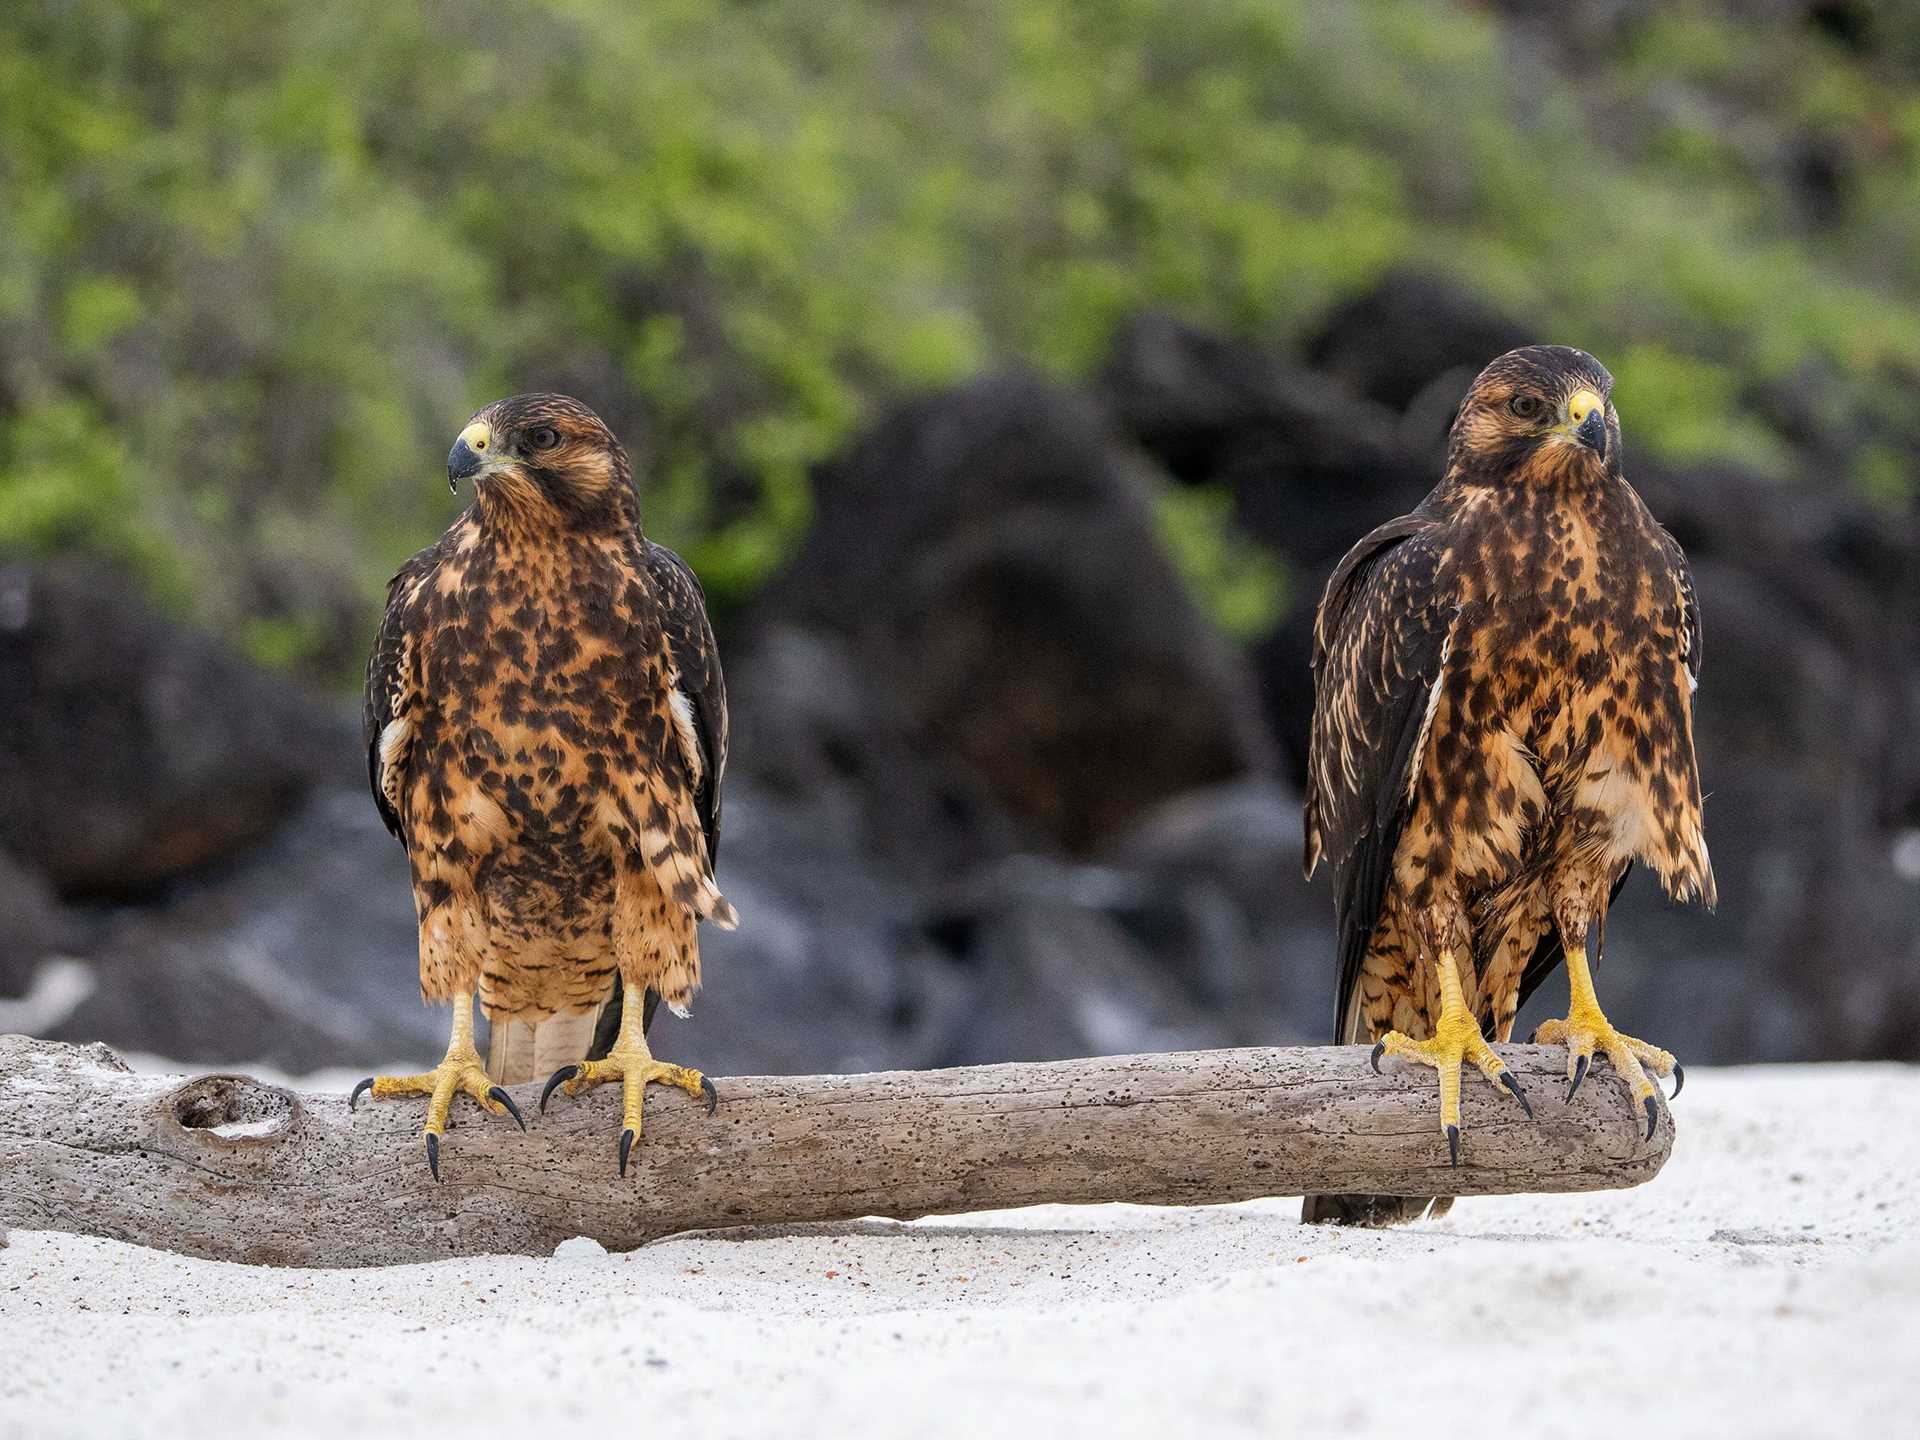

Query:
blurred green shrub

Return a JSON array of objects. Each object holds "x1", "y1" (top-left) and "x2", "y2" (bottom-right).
[{"x1": 1156, "y1": 486, "x2": 1290, "y2": 641}]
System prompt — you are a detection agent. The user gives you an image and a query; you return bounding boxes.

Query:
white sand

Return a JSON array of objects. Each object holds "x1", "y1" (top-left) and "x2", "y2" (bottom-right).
[{"x1": 3, "y1": 1063, "x2": 1916, "y2": 1439}]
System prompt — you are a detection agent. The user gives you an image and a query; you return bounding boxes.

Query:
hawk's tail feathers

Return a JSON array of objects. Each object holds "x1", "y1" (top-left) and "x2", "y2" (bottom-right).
[
  {"x1": 638, "y1": 810, "x2": 739, "y2": 930},
  {"x1": 1300, "y1": 1192, "x2": 1453, "y2": 1227},
  {"x1": 682, "y1": 865, "x2": 738, "y2": 931},
  {"x1": 706, "y1": 890, "x2": 739, "y2": 930},
  {"x1": 1300, "y1": 985, "x2": 1449, "y2": 1227},
  {"x1": 485, "y1": 1005, "x2": 607, "y2": 1087}
]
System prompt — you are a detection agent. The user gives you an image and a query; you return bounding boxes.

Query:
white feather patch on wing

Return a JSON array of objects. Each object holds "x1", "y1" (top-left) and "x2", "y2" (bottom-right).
[
  {"x1": 378, "y1": 717, "x2": 412, "y2": 767},
  {"x1": 378, "y1": 717, "x2": 412, "y2": 816},
  {"x1": 667, "y1": 686, "x2": 704, "y2": 785},
  {"x1": 1403, "y1": 631, "x2": 1453, "y2": 808}
]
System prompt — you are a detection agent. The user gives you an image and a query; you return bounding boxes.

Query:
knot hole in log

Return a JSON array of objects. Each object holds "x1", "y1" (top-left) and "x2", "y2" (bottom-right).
[{"x1": 163, "y1": 1075, "x2": 301, "y2": 1148}]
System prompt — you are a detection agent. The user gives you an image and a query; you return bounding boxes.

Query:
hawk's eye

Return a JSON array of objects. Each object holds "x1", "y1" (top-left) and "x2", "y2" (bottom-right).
[
  {"x1": 527, "y1": 426, "x2": 561, "y2": 451},
  {"x1": 1508, "y1": 394, "x2": 1543, "y2": 420}
]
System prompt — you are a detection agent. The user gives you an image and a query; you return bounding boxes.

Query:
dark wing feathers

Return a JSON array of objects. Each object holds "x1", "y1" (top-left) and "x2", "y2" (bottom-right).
[
  {"x1": 362, "y1": 549, "x2": 436, "y2": 844},
  {"x1": 1303, "y1": 513, "x2": 1453, "y2": 1038},
  {"x1": 645, "y1": 540, "x2": 728, "y2": 867},
  {"x1": 594, "y1": 544, "x2": 727, "y2": 1054},
  {"x1": 1665, "y1": 526, "x2": 1704, "y2": 685}
]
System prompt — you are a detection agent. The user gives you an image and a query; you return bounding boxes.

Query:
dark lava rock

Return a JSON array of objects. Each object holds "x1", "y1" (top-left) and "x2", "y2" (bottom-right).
[
  {"x1": 1101, "y1": 309, "x2": 1437, "y2": 547},
  {"x1": 683, "y1": 775, "x2": 982, "y2": 1076},
  {"x1": 895, "y1": 780, "x2": 1328, "y2": 1065},
  {"x1": 0, "y1": 560, "x2": 345, "y2": 900},
  {"x1": 1100, "y1": 312, "x2": 1437, "y2": 777},
  {"x1": 769, "y1": 371, "x2": 1274, "y2": 855},
  {"x1": 724, "y1": 622, "x2": 1021, "y2": 888},
  {"x1": 44, "y1": 781, "x2": 443, "y2": 1072},
  {"x1": 0, "y1": 849, "x2": 83, "y2": 1004},
  {"x1": 1305, "y1": 268, "x2": 1534, "y2": 418},
  {"x1": 704, "y1": 639, "x2": 1321, "y2": 1071},
  {"x1": 1101, "y1": 778, "x2": 1326, "y2": 1043}
]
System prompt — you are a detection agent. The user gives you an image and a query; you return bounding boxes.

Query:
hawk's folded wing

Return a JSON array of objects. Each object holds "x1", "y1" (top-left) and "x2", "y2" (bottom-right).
[
  {"x1": 362, "y1": 551, "x2": 435, "y2": 845},
  {"x1": 1303, "y1": 512, "x2": 1454, "y2": 1038},
  {"x1": 645, "y1": 541, "x2": 728, "y2": 869}
]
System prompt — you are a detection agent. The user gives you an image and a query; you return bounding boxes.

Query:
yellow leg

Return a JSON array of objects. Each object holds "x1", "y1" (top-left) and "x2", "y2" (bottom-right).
[
  {"x1": 349, "y1": 992, "x2": 525, "y2": 1180},
  {"x1": 1533, "y1": 944, "x2": 1681, "y2": 1140},
  {"x1": 539, "y1": 990, "x2": 716, "y2": 1176},
  {"x1": 1372, "y1": 949, "x2": 1534, "y2": 1166}
]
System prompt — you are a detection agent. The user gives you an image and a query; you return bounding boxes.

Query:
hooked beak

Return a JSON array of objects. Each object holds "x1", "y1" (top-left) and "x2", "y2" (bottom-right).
[
  {"x1": 1566, "y1": 388, "x2": 1608, "y2": 459},
  {"x1": 448, "y1": 420, "x2": 492, "y2": 492}
]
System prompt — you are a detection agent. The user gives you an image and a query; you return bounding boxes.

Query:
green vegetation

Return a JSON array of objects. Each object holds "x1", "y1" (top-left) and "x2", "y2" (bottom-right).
[
  {"x1": 1, "y1": 0, "x2": 1916, "y2": 676},
  {"x1": 1156, "y1": 488, "x2": 1291, "y2": 642}
]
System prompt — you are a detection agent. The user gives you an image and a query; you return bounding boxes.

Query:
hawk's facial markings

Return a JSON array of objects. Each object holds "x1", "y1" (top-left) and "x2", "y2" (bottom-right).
[
  {"x1": 518, "y1": 424, "x2": 623, "y2": 517},
  {"x1": 1450, "y1": 354, "x2": 1616, "y2": 483},
  {"x1": 446, "y1": 394, "x2": 640, "y2": 533}
]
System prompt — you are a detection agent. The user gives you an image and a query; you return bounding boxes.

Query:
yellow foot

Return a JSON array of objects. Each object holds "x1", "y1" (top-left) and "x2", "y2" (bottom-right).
[
  {"x1": 540, "y1": 1043, "x2": 717, "y2": 1177},
  {"x1": 348, "y1": 1050, "x2": 525, "y2": 1182},
  {"x1": 1532, "y1": 1011, "x2": 1682, "y2": 1140},
  {"x1": 1372, "y1": 1011, "x2": 1534, "y2": 1167}
]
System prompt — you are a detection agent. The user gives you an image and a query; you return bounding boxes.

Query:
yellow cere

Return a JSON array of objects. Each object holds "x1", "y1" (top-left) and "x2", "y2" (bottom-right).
[
  {"x1": 1566, "y1": 388, "x2": 1604, "y2": 426},
  {"x1": 459, "y1": 420, "x2": 491, "y2": 452}
]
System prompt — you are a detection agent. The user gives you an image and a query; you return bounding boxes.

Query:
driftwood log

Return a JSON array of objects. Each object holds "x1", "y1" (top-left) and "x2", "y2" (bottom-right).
[{"x1": 0, "y1": 1033, "x2": 1671, "y2": 1267}]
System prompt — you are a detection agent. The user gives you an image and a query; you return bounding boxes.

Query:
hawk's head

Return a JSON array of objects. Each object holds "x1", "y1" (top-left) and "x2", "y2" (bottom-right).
[
  {"x1": 447, "y1": 393, "x2": 639, "y2": 530},
  {"x1": 1446, "y1": 345, "x2": 1620, "y2": 484}
]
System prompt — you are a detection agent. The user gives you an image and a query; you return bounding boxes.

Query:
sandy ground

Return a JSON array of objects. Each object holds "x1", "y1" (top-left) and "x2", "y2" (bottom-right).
[{"x1": 3, "y1": 1062, "x2": 1916, "y2": 1439}]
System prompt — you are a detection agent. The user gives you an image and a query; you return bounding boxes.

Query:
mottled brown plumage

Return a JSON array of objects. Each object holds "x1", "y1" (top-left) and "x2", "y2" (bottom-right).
[
  {"x1": 356, "y1": 393, "x2": 734, "y2": 1176},
  {"x1": 1300, "y1": 346, "x2": 1711, "y2": 1225}
]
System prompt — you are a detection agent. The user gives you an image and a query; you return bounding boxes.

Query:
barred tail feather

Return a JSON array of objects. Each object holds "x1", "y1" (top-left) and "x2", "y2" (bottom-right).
[
  {"x1": 639, "y1": 814, "x2": 739, "y2": 930},
  {"x1": 486, "y1": 1005, "x2": 606, "y2": 1087}
]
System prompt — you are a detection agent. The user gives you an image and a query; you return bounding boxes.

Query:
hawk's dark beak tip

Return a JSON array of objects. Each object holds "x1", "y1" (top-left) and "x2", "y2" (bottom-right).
[
  {"x1": 448, "y1": 438, "x2": 484, "y2": 492},
  {"x1": 1576, "y1": 411, "x2": 1608, "y2": 457}
]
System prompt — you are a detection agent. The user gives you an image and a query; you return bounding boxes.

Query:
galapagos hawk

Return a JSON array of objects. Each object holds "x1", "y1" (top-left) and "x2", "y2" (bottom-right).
[
  {"x1": 353, "y1": 393, "x2": 736, "y2": 1179},
  {"x1": 1300, "y1": 346, "x2": 1712, "y2": 1226}
]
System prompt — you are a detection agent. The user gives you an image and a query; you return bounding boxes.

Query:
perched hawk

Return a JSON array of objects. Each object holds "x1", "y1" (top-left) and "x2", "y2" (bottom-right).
[
  {"x1": 352, "y1": 393, "x2": 736, "y2": 1178},
  {"x1": 1300, "y1": 346, "x2": 1712, "y2": 1226}
]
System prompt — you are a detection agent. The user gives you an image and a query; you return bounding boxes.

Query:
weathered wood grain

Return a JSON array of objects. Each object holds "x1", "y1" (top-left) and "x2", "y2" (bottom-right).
[{"x1": 0, "y1": 1034, "x2": 1671, "y2": 1267}]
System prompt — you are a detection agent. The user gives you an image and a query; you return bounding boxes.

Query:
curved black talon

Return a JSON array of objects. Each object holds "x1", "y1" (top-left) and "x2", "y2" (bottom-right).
[
  {"x1": 618, "y1": 1127, "x2": 636, "y2": 1178},
  {"x1": 426, "y1": 1132, "x2": 441, "y2": 1183},
  {"x1": 1669, "y1": 1062, "x2": 1685, "y2": 1101},
  {"x1": 540, "y1": 1065, "x2": 582, "y2": 1114},
  {"x1": 1565, "y1": 1052, "x2": 1590, "y2": 1104},
  {"x1": 1499, "y1": 1071, "x2": 1535, "y2": 1120},
  {"x1": 1643, "y1": 1094, "x2": 1659, "y2": 1141},
  {"x1": 1370, "y1": 1042, "x2": 1386, "y2": 1076},
  {"x1": 699, "y1": 1075, "x2": 718, "y2": 1116},
  {"x1": 349, "y1": 1078, "x2": 374, "y2": 1112},
  {"x1": 490, "y1": 1086, "x2": 527, "y2": 1132},
  {"x1": 1446, "y1": 1124, "x2": 1461, "y2": 1168}
]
